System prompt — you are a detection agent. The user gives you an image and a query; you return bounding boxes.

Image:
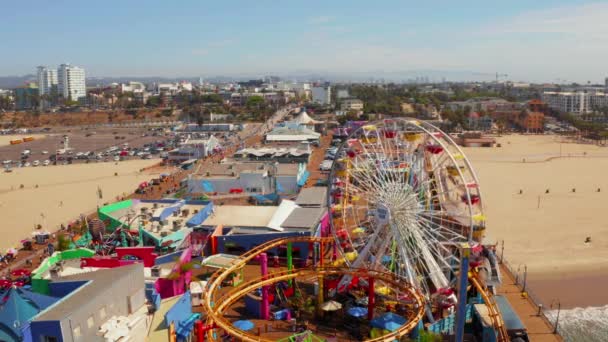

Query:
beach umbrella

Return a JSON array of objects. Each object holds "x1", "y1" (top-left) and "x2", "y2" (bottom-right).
[
  {"x1": 233, "y1": 320, "x2": 254, "y2": 331},
  {"x1": 0, "y1": 280, "x2": 12, "y2": 288},
  {"x1": 370, "y1": 312, "x2": 407, "y2": 332},
  {"x1": 321, "y1": 300, "x2": 342, "y2": 311},
  {"x1": 347, "y1": 306, "x2": 368, "y2": 318}
]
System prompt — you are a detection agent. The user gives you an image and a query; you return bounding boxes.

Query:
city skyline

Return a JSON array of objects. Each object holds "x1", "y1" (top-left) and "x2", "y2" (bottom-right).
[{"x1": 2, "y1": 0, "x2": 608, "y2": 83}]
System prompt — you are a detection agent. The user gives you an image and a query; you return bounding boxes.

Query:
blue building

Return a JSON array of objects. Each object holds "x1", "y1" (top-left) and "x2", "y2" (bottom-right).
[{"x1": 0, "y1": 288, "x2": 60, "y2": 341}]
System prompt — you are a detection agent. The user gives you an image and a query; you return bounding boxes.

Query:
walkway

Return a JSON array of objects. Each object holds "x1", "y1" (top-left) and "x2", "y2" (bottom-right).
[{"x1": 497, "y1": 263, "x2": 563, "y2": 342}]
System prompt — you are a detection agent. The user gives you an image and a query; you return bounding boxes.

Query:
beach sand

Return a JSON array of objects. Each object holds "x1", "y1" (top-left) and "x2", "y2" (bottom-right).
[
  {"x1": 464, "y1": 135, "x2": 608, "y2": 308},
  {"x1": 0, "y1": 134, "x2": 47, "y2": 147},
  {"x1": 0, "y1": 159, "x2": 162, "y2": 251}
]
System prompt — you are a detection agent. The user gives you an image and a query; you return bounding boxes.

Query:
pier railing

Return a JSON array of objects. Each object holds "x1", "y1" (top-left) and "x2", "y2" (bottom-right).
[{"x1": 499, "y1": 243, "x2": 563, "y2": 337}]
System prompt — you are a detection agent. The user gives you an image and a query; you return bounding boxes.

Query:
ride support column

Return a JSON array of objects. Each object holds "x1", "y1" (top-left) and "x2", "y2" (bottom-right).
[
  {"x1": 260, "y1": 253, "x2": 270, "y2": 320},
  {"x1": 287, "y1": 242, "x2": 293, "y2": 287},
  {"x1": 455, "y1": 243, "x2": 471, "y2": 342},
  {"x1": 316, "y1": 241, "x2": 325, "y2": 317},
  {"x1": 368, "y1": 276, "x2": 375, "y2": 320}
]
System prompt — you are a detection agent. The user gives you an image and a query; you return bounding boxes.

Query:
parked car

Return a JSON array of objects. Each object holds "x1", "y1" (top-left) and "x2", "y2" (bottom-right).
[{"x1": 43, "y1": 160, "x2": 50, "y2": 166}]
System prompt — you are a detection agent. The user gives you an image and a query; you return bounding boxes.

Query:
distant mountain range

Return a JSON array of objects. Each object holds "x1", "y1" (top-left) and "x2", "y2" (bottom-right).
[
  {"x1": 0, "y1": 70, "x2": 505, "y2": 88},
  {"x1": 0, "y1": 74, "x2": 36, "y2": 88}
]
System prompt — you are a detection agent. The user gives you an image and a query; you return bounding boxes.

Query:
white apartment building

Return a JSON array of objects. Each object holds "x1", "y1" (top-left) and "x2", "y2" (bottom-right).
[
  {"x1": 541, "y1": 91, "x2": 608, "y2": 114},
  {"x1": 311, "y1": 85, "x2": 331, "y2": 105},
  {"x1": 57, "y1": 64, "x2": 86, "y2": 101},
  {"x1": 36, "y1": 66, "x2": 58, "y2": 96}
]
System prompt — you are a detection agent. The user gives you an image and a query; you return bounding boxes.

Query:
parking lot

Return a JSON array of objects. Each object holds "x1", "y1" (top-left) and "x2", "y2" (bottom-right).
[{"x1": 1, "y1": 127, "x2": 173, "y2": 168}]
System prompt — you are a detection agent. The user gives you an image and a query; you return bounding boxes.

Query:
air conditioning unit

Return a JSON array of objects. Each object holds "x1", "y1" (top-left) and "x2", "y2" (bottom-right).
[
  {"x1": 49, "y1": 265, "x2": 61, "y2": 278},
  {"x1": 151, "y1": 266, "x2": 160, "y2": 277}
]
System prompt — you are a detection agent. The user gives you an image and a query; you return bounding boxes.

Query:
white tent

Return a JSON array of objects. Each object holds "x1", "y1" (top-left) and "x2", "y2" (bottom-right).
[
  {"x1": 265, "y1": 126, "x2": 320, "y2": 142},
  {"x1": 293, "y1": 111, "x2": 321, "y2": 125}
]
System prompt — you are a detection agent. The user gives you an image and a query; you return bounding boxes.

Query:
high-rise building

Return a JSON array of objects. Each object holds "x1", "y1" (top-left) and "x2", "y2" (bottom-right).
[
  {"x1": 57, "y1": 63, "x2": 86, "y2": 101},
  {"x1": 36, "y1": 66, "x2": 57, "y2": 96},
  {"x1": 311, "y1": 85, "x2": 331, "y2": 105}
]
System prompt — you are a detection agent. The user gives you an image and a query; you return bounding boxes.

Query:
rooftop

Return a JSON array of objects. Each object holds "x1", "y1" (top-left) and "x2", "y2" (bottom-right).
[
  {"x1": 34, "y1": 263, "x2": 144, "y2": 321},
  {"x1": 295, "y1": 187, "x2": 327, "y2": 207},
  {"x1": 281, "y1": 207, "x2": 326, "y2": 231},
  {"x1": 195, "y1": 162, "x2": 299, "y2": 178},
  {"x1": 102, "y1": 199, "x2": 212, "y2": 243},
  {"x1": 202, "y1": 205, "x2": 279, "y2": 228},
  {"x1": 234, "y1": 147, "x2": 311, "y2": 158}
]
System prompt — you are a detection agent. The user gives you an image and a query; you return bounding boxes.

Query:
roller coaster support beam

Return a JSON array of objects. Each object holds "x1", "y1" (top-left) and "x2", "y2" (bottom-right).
[
  {"x1": 260, "y1": 253, "x2": 269, "y2": 320},
  {"x1": 287, "y1": 242, "x2": 293, "y2": 287},
  {"x1": 316, "y1": 240, "x2": 325, "y2": 317},
  {"x1": 368, "y1": 276, "x2": 375, "y2": 320},
  {"x1": 455, "y1": 243, "x2": 471, "y2": 342}
]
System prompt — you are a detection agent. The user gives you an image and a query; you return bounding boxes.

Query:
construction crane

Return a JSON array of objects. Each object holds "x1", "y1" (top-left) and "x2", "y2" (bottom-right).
[{"x1": 495, "y1": 72, "x2": 508, "y2": 83}]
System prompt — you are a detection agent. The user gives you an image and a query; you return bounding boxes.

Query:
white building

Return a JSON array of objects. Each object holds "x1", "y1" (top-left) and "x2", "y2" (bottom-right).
[
  {"x1": 120, "y1": 81, "x2": 146, "y2": 93},
  {"x1": 188, "y1": 162, "x2": 307, "y2": 194},
  {"x1": 336, "y1": 89, "x2": 350, "y2": 99},
  {"x1": 541, "y1": 91, "x2": 608, "y2": 114},
  {"x1": 167, "y1": 136, "x2": 220, "y2": 163},
  {"x1": 57, "y1": 64, "x2": 86, "y2": 101},
  {"x1": 36, "y1": 66, "x2": 57, "y2": 96},
  {"x1": 311, "y1": 85, "x2": 331, "y2": 105},
  {"x1": 156, "y1": 83, "x2": 179, "y2": 94},
  {"x1": 340, "y1": 98, "x2": 364, "y2": 111}
]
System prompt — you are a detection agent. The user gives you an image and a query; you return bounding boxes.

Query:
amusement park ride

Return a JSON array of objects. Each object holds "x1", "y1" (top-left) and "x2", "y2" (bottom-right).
[{"x1": 198, "y1": 119, "x2": 509, "y2": 341}]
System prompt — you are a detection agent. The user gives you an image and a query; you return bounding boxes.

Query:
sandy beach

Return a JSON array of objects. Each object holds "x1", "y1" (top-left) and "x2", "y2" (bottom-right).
[
  {"x1": 0, "y1": 134, "x2": 47, "y2": 147},
  {"x1": 0, "y1": 159, "x2": 162, "y2": 251},
  {"x1": 464, "y1": 135, "x2": 608, "y2": 308}
]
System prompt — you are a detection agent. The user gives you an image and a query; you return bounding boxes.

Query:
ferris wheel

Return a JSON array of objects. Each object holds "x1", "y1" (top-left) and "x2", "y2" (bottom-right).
[{"x1": 326, "y1": 118, "x2": 486, "y2": 304}]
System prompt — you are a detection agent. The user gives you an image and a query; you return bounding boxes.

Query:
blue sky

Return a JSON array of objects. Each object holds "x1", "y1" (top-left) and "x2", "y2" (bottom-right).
[{"x1": 2, "y1": 0, "x2": 607, "y2": 82}]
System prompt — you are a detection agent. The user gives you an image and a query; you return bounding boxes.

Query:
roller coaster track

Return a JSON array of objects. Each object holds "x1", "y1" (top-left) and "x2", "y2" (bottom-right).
[
  {"x1": 469, "y1": 271, "x2": 509, "y2": 342},
  {"x1": 202, "y1": 236, "x2": 426, "y2": 342}
]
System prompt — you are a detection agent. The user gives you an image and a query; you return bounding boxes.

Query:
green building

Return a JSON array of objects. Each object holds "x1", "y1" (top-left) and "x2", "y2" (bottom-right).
[{"x1": 14, "y1": 82, "x2": 39, "y2": 110}]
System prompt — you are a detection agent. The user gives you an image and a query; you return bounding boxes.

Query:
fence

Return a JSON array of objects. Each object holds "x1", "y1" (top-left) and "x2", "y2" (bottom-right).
[{"x1": 498, "y1": 241, "x2": 562, "y2": 337}]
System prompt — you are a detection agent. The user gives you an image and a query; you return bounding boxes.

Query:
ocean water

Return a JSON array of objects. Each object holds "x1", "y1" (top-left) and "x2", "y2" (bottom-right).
[{"x1": 545, "y1": 305, "x2": 608, "y2": 341}]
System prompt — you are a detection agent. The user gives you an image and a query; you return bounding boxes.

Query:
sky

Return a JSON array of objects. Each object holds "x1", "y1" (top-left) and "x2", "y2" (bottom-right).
[{"x1": 1, "y1": 0, "x2": 608, "y2": 82}]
